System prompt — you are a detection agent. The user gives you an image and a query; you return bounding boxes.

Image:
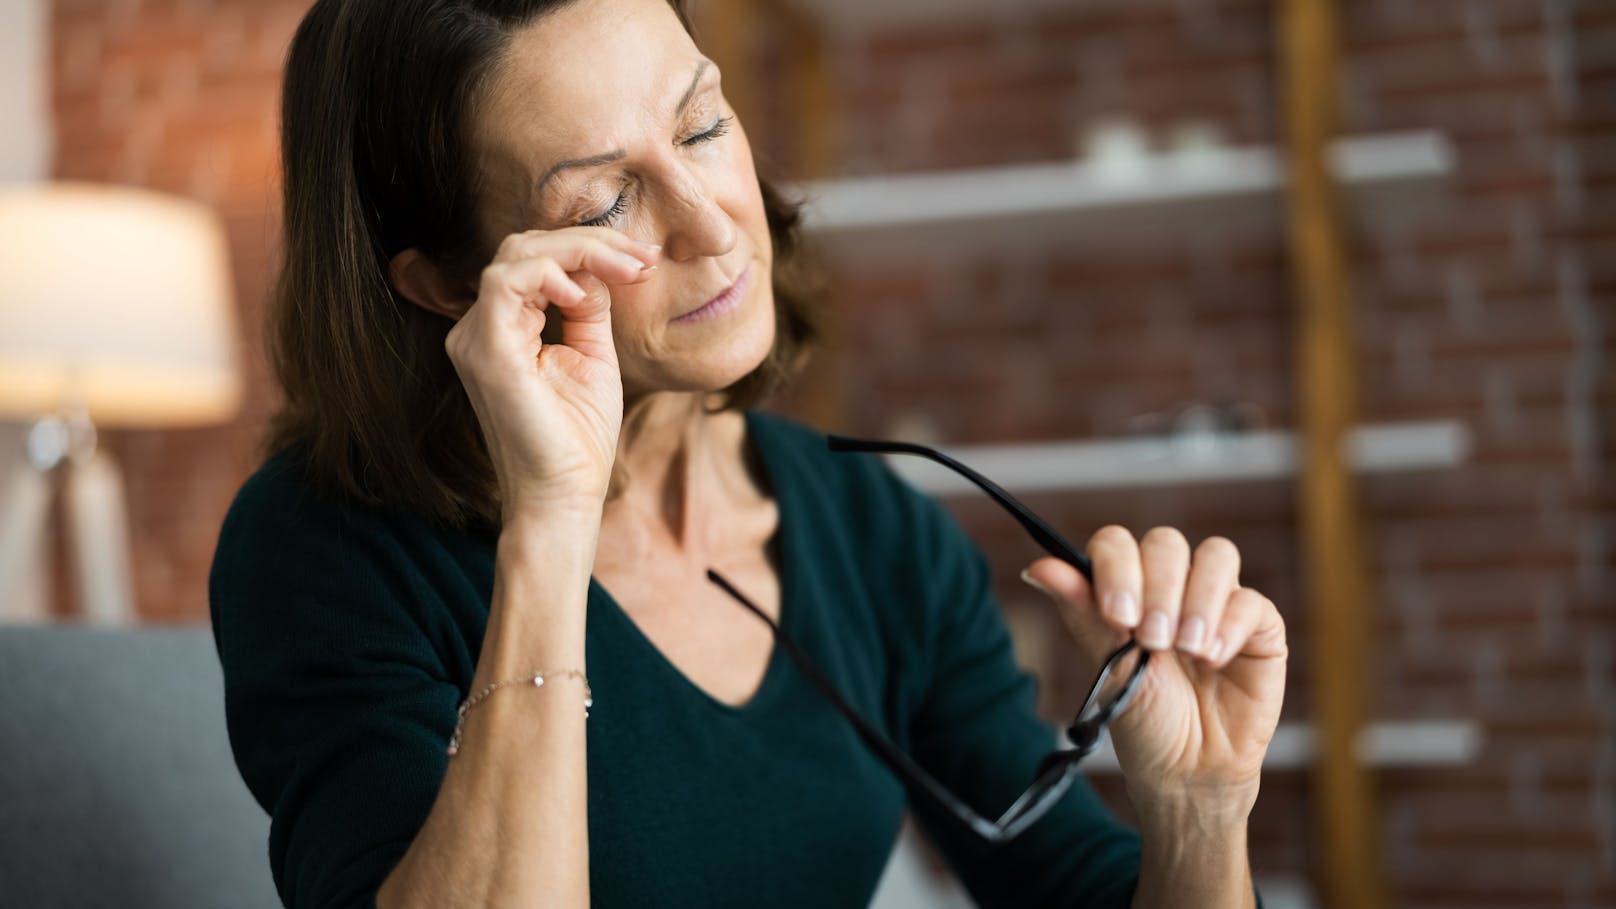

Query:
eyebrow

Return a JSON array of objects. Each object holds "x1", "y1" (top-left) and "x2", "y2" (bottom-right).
[{"x1": 531, "y1": 59, "x2": 713, "y2": 199}]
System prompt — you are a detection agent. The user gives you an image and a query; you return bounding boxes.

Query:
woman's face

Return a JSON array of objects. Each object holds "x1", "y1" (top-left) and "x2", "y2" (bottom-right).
[{"x1": 471, "y1": 0, "x2": 776, "y2": 399}]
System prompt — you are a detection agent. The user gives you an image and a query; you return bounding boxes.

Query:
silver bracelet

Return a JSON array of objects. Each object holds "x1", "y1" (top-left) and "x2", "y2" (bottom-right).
[{"x1": 446, "y1": 669, "x2": 592, "y2": 757}]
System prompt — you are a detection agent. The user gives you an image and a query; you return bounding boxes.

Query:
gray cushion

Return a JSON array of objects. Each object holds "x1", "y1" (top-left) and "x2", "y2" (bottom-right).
[{"x1": 0, "y1": 626, "x2": 278, "y2": 908}]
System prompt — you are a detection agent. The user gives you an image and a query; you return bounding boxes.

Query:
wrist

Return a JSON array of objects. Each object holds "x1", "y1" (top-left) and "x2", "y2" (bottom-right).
[
  {"x1": 1129, "y1": 780, "x2": 1258, "y2": 840},
  {"x1": 501, "y1": 494, "x2": 606, "y2": 533},
  {"x1": 1132, "y1": 817, "x2": 1253, "y2": 909},
  {"x1": 1135, "y1": 791, "x2": 1251, "y2": 877},
  {"x1": 1129, "y1": 782, "x2": 1257, "y2": 908},
  {"x1": 481, "y1": 508, "x2": 601, "y2": 674},
  {"x1": 497, "y1": 505, "x2": 602, "y2": 577},
  {"x1": 1138, "y1": 808, "x2": 1249, "y2": 851}
]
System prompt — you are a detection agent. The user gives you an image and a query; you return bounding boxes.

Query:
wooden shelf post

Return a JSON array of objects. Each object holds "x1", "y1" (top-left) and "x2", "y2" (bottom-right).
[{"x1": 1278, "y1": 1, "x2": 1389, "y2": 907}]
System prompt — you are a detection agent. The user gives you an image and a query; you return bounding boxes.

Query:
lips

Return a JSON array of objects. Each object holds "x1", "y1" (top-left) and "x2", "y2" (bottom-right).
[{"x1": 672, "y1": 265, "x2": 752, "y2": 325}]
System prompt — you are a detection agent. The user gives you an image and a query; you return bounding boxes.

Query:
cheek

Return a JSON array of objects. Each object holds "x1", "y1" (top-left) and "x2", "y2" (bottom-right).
[
  {"x1": 601, "y1": 280, "x2": 654, "y2": 330},
  {"x1": 720, "y1": 126, "x2": 770, "y2": 239}
]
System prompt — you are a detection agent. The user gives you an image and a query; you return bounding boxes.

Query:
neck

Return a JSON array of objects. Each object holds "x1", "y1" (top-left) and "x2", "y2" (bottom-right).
[{"x1": 605, "y1": 390, "x2": 741, "y2": 555}]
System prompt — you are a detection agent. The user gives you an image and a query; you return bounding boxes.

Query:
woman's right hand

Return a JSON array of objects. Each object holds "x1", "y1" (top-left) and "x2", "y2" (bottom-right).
[{"x1": 443, "y1": 227, "x2": 661, "y2": 514}]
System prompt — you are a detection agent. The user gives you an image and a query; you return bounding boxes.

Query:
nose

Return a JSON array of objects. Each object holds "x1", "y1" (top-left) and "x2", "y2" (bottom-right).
[{"x1": 656, "y1": 167, "x2": 737, "y2": 263}]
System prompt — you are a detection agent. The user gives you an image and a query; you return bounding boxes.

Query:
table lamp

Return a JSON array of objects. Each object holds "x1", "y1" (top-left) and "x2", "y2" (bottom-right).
[{"x1": 0, "y1": 182, "x2": 241, "y2": 624}]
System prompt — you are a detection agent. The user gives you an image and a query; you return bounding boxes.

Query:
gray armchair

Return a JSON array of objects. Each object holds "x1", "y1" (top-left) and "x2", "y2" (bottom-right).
[
  {"x1": 0, "y1": 626, "x2": 278, "y2": 908},
  {"x1": 0, "y1": 624, "x2": 1054, "y2": 909}
]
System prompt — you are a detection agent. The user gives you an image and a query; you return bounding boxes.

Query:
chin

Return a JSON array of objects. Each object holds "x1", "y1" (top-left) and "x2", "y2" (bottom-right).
[{"x1": 688, "y1": 315, "x2": 776, "y2": 392}]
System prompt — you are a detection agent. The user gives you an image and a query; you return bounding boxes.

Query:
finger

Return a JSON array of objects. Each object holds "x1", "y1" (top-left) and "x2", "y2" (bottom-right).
[
  {"x1": 1137, "y1": 526, "x2": 1191, "y2": 652},
  {"x1": 479, "y1": 257, "x2": 589, "y2": 318},
  {"x1": 567, "y1": 226, "x2": 664, "y2": 266},
  {"x1": 1085, "y1": 524, "x2": 1143, "y2": 632},
  {"x1": 571, "y1": 240, "x2": 656, "y2": 286},
  {"x1": 1021, "y1": 557, "x2": 1124, "y2": 662},
  {"x1": 498, "y1": 228, "x2": 662, "y2": 272},
  {"x1": 1176, "y1": 535, "x2": 1241, "y2": 659},
  {"x1": 1207, "y1": 586, "x2": 1285, "y2": 670},
  {"x1": 477, "y1": 258, "x2": 616, "y2": 364},
  {"x1": 555, "y1": 273, "x2": 617, "y2": 361},
  {"x1": 496, "y1": 233, "x2": 651, "y2": 286}
]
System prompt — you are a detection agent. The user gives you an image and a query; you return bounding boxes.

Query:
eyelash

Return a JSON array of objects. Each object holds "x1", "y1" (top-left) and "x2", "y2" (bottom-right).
[{"x1": 578, "y1": 116, "x2": 734, "y2": 228}]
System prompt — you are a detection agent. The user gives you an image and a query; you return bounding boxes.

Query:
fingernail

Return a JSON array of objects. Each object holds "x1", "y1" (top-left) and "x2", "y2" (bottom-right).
[
  {"x1": 613, "y1": 250, "x2": 646, "y2": 270},
  {"x1": 1140, "y1": 611, "x2": 1172, "y2": 649},
  {"x1": 1206, "y1": 635, "x2": 1227, "y2": 663},
  {"x1": 1176, "y1": 616, "x2": 1207, "y2": 654},
  {"x1": 1105, "y1": 590, "x2": 1140, "y2": 626},
  {"x1": 633, "y1": 240, "x2": 662, "y2": 251},
  {"x1": 1019, "y1": 569, "x2": 1054, "y2": 597}
]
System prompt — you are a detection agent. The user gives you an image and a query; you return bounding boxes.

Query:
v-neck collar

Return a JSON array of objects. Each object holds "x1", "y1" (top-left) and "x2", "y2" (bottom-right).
[{"x1": 587, "y1": 410, "x2": 801, "y2": 716}]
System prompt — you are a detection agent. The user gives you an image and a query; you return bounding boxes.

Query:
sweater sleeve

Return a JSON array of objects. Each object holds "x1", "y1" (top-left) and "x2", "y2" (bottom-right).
[
  {"x1": 208, "y1": 461, "x2": 463, "y2": 909},
  {"x1": 890, "y1": 472, "x2": 1145, "y2": 909}
]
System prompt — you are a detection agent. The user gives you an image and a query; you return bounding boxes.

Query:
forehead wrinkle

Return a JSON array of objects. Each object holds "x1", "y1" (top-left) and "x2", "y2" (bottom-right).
[{"x1": 525, "y1": 58, "x2": 714, "y2": 205}]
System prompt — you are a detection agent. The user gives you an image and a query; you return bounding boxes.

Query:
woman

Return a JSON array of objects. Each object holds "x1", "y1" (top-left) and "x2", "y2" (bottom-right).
[{"x1": 209, "y1": 0, "x2": 1287, "y2": 905}]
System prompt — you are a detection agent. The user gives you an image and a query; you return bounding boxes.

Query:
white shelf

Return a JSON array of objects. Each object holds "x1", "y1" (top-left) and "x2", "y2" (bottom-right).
[
  {"x1": 794, "y1": 131, "x2": 1454, "y2": 259},
  {"x1": 1081, "y1": 718, "x2": 1484, "y2": 773},
  {"x1": 780, "y1": 0, "x2": 1078, "y2": 33},
  {"x1": 884, "y1": 419, "x2": 1471, "y2": 497}
]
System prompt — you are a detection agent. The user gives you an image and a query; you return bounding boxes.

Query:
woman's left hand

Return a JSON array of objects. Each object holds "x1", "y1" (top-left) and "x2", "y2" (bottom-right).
[{"x1": 1022, "y1": 526, "x2": 1287, "y2": 828}]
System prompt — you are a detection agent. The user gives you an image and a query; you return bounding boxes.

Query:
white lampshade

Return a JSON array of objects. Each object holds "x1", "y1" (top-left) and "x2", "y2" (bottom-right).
[{"x1": 0, "y1": 182, "x2": 242, "y2": 427}]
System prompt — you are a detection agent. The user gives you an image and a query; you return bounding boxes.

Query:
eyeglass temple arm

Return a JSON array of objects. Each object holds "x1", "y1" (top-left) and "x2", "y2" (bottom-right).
[
  {"x1": 828, "y1": 433, "x2": 1151, "y2": 822},
  {"x1": 826, "y1": 435, "x2": 1093, "y2": 582},
  {"x1": 707, "y1": 569, "x2": 1028, "y2": 844}
]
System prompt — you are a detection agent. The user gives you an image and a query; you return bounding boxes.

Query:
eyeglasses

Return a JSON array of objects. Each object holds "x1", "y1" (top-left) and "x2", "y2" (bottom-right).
[{"x1": 706, "y1": 433, "x2": 1149, "y2": 845}]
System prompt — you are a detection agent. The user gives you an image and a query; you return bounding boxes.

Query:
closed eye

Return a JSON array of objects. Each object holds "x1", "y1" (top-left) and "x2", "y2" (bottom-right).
[
  {"x1": 681, "y1": 115, "x2": 733, "y2": 147},
  {"x1": 576, "y1": 116, "x2": 735, "y2": 227},
  {"x1": 579, "y1": 193, "x2": 628, "y2": 228}
]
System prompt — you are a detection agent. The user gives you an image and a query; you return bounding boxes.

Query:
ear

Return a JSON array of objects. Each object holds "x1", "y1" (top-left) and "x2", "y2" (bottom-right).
[{"x1": 389, "y1": 248, "x2": 470, "y2": 320}]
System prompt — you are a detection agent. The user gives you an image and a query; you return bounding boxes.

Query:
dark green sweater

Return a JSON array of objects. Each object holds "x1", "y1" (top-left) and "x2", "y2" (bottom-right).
[{"x1": 210, "y1": 410, "x2": 1144, "y2": 908}]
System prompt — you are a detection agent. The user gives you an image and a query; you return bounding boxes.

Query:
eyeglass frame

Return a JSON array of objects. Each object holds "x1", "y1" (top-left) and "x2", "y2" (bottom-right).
[{"x1": 705, "y1": 433, "x2": 1150, "y2": 845}]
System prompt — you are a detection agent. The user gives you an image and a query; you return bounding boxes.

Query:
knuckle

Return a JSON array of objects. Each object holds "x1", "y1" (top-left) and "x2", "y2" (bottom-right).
[
  {"x1": 479, "y1": 262, "x2": 508, "y2": 288},
  {"x1": 543, "y1": 259, "x2": 574, "y2": 287},
  {"x1": 1233, "y1": 586, "x2": 1269, "y2": 614}
]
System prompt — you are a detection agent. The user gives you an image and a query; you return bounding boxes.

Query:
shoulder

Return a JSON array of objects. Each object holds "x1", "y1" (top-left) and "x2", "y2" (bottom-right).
[
  {"x1": 217, "y1": 444, "x2": 431, "y2": 537},
  {"x1": 208, "y1": 446, "x2": 481, "y2": 660},
  {"x1": 216, "y1": 446, "x2": 332, "y2": 540},
  {"x1": 215, "y1": 444, "x2": 485, "y2": 565},
  {"x1": 212, "y1": 447, "x2": 401, "y2": 586}
]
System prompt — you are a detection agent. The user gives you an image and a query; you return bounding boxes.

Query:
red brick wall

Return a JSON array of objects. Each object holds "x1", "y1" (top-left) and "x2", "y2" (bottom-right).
[
  {"x1": 48, "y1": 0, "x2": 1613, "y2": 905},
  {"x1": 811, "y1": 2, "x2": 1615, "y2": 907},
  {"x1": 51, "y1": 0, "x2": 300, "y2": 621}
]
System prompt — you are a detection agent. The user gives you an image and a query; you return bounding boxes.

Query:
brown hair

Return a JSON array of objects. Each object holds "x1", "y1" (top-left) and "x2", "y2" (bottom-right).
[{"x1": 264, "y1": 0, "x2": 821, "y2": 530}]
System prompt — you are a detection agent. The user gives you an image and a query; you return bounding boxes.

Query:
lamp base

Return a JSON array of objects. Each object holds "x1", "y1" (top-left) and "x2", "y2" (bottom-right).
[
  {"x1": 0, "y1": 441, "x2": 52, "y2": 622},
  {"x1": 64, "y1": 448, "x2": 135, "y2": 625},
  {"x1": 0, "y1": 412, "x2": 135, "y2": 625}
]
